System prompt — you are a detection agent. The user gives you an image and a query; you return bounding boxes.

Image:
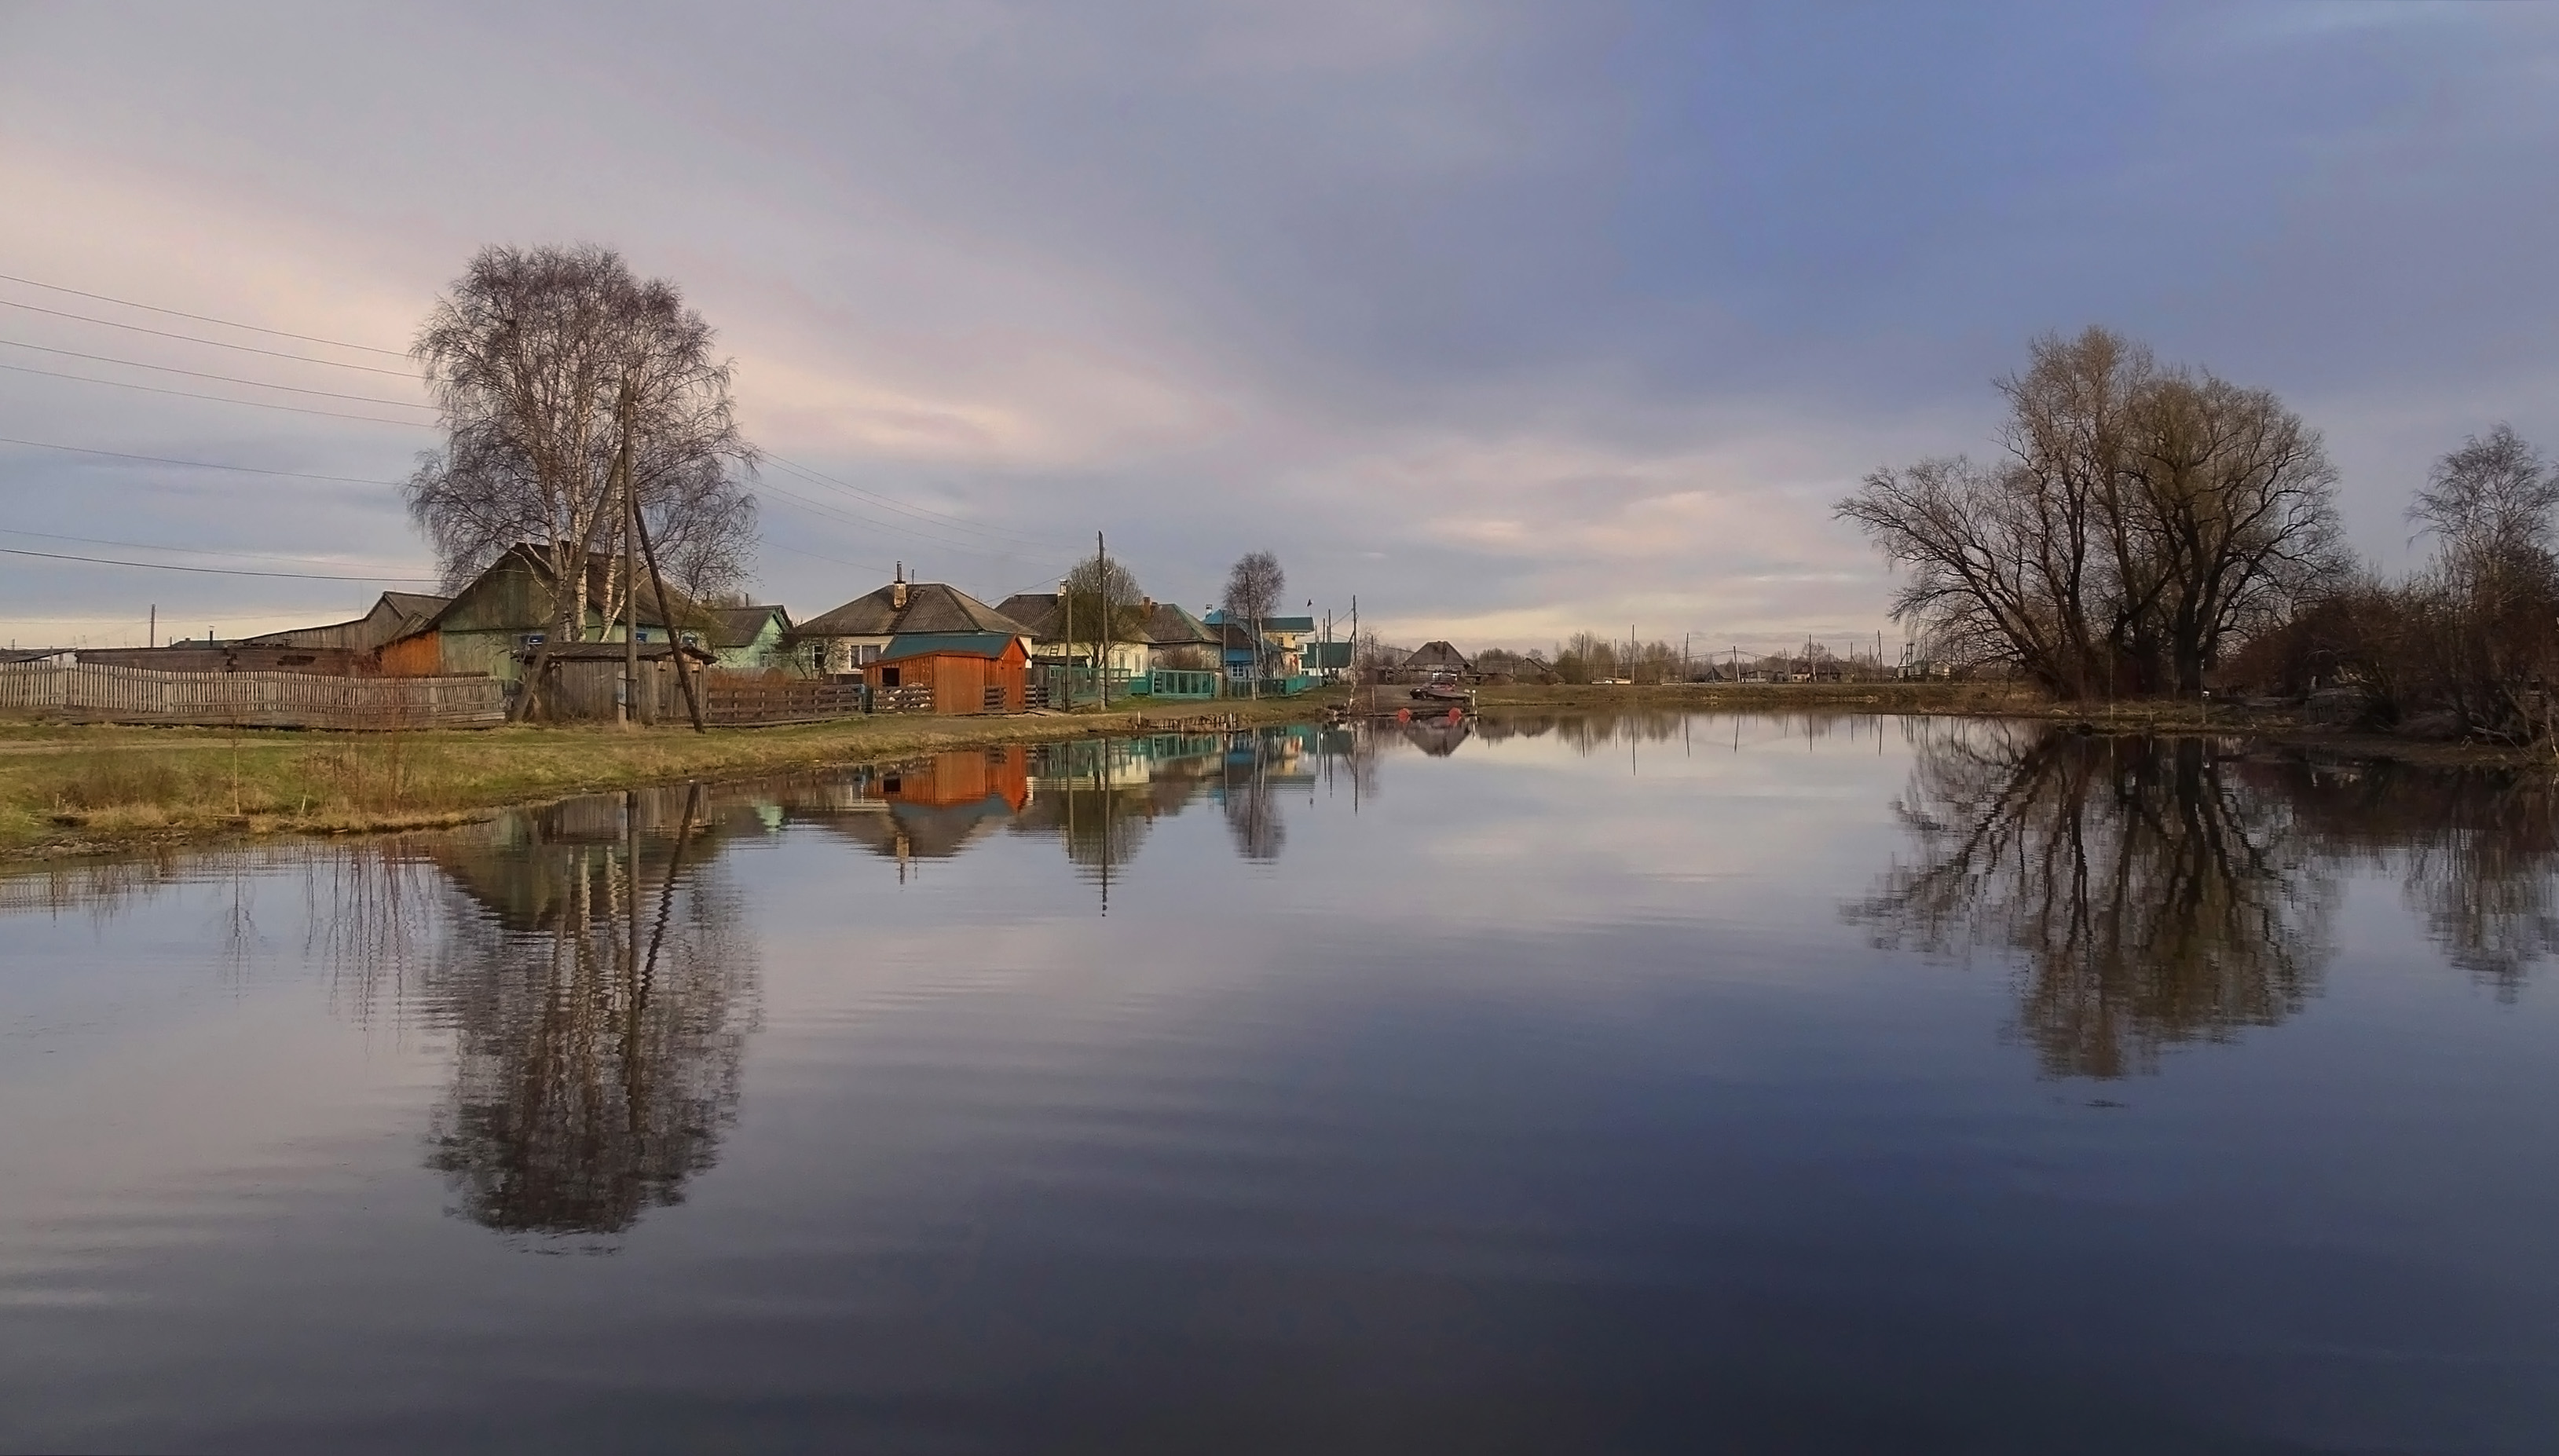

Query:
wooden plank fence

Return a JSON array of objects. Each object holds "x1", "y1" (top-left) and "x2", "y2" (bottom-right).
[
  {"x1": 0, "y1": 662, "x2": 505, "y2": 729},
  {"x1": 702, "y1": 677, "x2": 866, "y2": 725}
]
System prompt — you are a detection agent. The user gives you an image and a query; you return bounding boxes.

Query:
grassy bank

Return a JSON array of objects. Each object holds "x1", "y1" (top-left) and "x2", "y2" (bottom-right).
[{"x1": 0, "y1": 693, "x2": 1342, "y2": 861}]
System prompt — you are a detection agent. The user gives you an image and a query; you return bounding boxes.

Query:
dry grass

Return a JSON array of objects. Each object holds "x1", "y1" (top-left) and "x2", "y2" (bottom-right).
[{"x1": 0, "y1": 695, "x2": 1342, "y2": 859}]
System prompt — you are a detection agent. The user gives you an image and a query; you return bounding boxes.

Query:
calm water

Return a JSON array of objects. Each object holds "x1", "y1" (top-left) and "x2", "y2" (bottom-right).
[{"x1": 3, "y1": 713, "x2": 2556, "y2": 1454}]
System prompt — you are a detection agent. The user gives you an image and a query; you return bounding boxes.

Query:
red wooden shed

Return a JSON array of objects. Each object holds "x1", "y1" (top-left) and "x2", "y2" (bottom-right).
[{"x1": 862, "y1": 632, "x2": 1029, "y2": 715}]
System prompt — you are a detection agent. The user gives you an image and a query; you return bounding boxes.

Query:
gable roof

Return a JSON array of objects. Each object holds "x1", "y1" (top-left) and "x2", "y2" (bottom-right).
[
  {"x1": 992, "y1": 593, "x2": 1157, "y2": 645},
  {"x1": 796, "y1": 580, "x2": 1028, "y2": 638},
  {"x1": 1405, "y1": 640, "x2": 1473, "y2": 671},
  {"x1": 876, "y1": 632, "x2": 1023, "y2": 664},
  {"x1": 1141, "y1": 601, "x2": 1218, "y2": 647},
  {"x1": 415, "y1": 543, "x2": 698, "y2": 636},
  {"x1": 702, "y1": 604, "x2": 791, "y2": 648},
  {"x1": 244, "y1": 590, "x2": 453, "y2": 652}
]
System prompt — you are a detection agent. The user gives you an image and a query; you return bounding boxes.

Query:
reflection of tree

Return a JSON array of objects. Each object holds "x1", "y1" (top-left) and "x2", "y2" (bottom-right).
[
  {"x1": 1851, "y1": 725, "x2": 2332, "y2": 1077},
  {"x1": 419, "y1": 786, "x2": 759, "y2": 1238},
  {"x1": 2268, "y1": 762, "x2": 2559, "y2": 998},
  {"x1": 1221, "y1": 737, "x2": 1287, "y2": 862}
]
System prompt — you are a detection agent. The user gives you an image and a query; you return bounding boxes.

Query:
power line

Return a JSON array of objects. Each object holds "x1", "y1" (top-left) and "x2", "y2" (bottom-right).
[
  {"x1": 0, "y1": 544, "x2": 437, "y2": 583},
  {"x1": 0, "y1": 361, "x2": 429, "y2": 426},
  {"x1": 760, "y1": 458, "x2": 1051, "y2": 557},
  {"x1": 760, "y1": 538, "x2": 899, "y2": 576},
  {"x1": 763, "y1": 450, "x2": 1050, "y2": 547},
  {"x1": 0, "y1": 273, "x2": 408, "y2": 356},
  {"x1": 754, "y1": 477, "x2": 1052, "y2": 566},
  {"x1": 0, "y1": 436, "x2": 398, "y2": 486},
  {"x1": 0, "y1": 298, "x2": 419, "y2": 375},
  {"x1": 0, "y1": 525, "x2": 423, "y2": 571},
  {"x1": 0, "y1": 338, "x2": 434, "y2": 409}
]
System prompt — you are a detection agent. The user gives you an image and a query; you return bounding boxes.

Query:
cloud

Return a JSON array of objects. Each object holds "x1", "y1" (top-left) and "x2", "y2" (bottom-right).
[{"x1": 2, "y1": 2, "x2": 2555, "y2": 649}]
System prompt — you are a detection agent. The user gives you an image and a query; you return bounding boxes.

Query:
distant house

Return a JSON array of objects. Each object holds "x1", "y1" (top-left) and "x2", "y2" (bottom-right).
[
  {"x1": 1204, "y1": 610, "x2": 1314, "y2": 682},
  {"x1": 1404, "y1": 641, "x2": 1473, "y2": 676},
  {"x1": 862, "y1": 632, "x2": 1030, "y2": 715},
  {"x1": 793, "y1": 576, "x2": 1033, "y2": 677},
  {"x1": 378, "y1": 543, "x2": 698, "y2": 681},
  {"x1": 1137, "y1": 601, "x2": 1222, "y2": 672},
  {"x1": 243, "y1": 591, "x2": 451, "y2": 655},
  {"x1": 992, "y1": 591, "x2": 1153, "y2": 679},
  {"x1": 700, "y1": 605, "x2": 794, "y2": 672}
]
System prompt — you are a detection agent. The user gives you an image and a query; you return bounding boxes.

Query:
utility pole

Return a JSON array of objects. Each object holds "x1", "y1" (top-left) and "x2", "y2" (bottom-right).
[
  {"x1": 1096, "y1": 530, "x2": 1109, "y2": 709},
  {"x1": 617, "y1": 382, "x2": 639, "y2": 728},
  {"x1": 148, "y1": 605, "x2": 155, "y2": 649}
]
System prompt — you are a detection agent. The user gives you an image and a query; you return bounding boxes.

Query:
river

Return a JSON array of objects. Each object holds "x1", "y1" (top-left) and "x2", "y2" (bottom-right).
[{"x1": 3, "y1": 713, "x2": 2554, "y2": 1453}]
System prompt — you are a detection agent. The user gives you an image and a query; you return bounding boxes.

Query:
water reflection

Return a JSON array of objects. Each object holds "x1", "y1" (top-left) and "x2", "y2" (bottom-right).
[
  {"x1": 418, "y1": 785, "x2": 760, "y2": 1238},
  {"x1": 1851, "y1": 723, "x2": 2559, "y2": 1076},
  {"x1": 1851, "y1": 725, "x2": 2331, "y2": 1077}
]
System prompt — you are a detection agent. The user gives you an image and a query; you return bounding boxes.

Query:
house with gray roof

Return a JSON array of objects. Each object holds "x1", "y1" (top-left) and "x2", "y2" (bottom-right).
[{"x1": 793, "y1": 576, "x2": 1033, "y2": 676}]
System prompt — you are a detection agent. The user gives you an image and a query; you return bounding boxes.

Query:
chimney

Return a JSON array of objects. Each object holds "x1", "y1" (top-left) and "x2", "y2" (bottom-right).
[{"x1": 891, "y1": 561, "x2": 909, "y2": 611}]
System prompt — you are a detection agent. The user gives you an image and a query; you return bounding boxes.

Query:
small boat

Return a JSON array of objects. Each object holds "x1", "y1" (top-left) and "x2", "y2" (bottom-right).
[{"x1": 1411, "y1": 673, "x2": 1473, "y2": 704}]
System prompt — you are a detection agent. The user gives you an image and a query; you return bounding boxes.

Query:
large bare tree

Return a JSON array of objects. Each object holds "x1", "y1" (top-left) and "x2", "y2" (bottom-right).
[
  {"x1": 1838, "y1": 327, "x2": 2340, "y2": 698},
  {"x1": 405, "y1": 244, "x2": 757, "y2": 673},
  {"x1": 1221, "y1": 550, "x2": 1285, "y2": 691}
]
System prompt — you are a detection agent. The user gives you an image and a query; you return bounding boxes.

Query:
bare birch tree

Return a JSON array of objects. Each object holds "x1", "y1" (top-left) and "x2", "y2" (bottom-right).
[{"x1": 405, "y1": 244, "x2": 756, "y2": 707}]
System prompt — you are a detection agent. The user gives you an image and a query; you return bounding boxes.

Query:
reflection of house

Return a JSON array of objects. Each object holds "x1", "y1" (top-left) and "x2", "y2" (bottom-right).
[
  {"x1": 700, "y1": 605, "x2": 795, "y2": 672},
  {"x1": 379, "y1": 543, "x2": 697, "y2": 681},
  {"x1": 793, "y1": 575, "x2": 1033, "y2": 676},
  {"x1": 880, "y1": 748, "x2": 1031, "y2": 810},
  {"x1": 863, "y1": 633, "x2": 1031, "y2": 714},
  {"x1": 993, "y1": 591, "x2": 1153, "y2": 679}
]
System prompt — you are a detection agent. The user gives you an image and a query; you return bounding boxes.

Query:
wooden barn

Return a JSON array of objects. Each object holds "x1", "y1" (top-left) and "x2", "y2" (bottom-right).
[
  {"x1": 525, "y1": 642, "x2": 716, "y2": 723},
  {"x1": 862, "y1": 632, "x2": 1029, "y2": 715}
]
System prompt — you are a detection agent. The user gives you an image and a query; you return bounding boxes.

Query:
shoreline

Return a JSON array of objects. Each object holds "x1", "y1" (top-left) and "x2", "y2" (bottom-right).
[
  {"x1": 0, "y1": 693, "x2": 1345, "y2": 864},
  {"x1": 6, "y1": 682, "x2": 2548, "y2": 863}
]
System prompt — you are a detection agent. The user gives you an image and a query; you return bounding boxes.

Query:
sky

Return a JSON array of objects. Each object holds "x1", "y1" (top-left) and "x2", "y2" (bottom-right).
[{"x1": 2, "y1": 2, "x2": 2556, "y2": 653}]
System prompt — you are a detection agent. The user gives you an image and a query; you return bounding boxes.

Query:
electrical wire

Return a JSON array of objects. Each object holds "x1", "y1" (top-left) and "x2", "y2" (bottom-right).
[
  {"x1": 0, "y1": 361, "x2": 428, "y2": 426},
  {"x1": 0, "y1": 544, "x2": 438, "y2": 583},
  {"x1": 762, "y1": 450, "x2": 1051, "y2": 547},
  {"x1": 0, "y1": 436, "x2": 398, "y2": 486},
  {"x1": 759, "y1": 459, "x2": 1051, "y2": 558},
  {"x1": 754, "y1": 477, "x2": 1052, "y2": 566},
  {"x1": 0, "y1": 273, "x2": 408, "y2": 356},
  {"x1": 0, "y1": 338, "x2": 434, "y2": 408},
  {"x1": 0, "y1": 298, "x2": 420, "y2": 375},
  {"x1": 0, "y1": 525, "x2": 423, "y2": 571}
]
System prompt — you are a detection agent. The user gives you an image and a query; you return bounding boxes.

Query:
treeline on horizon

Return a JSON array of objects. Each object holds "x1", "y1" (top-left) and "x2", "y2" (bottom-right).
[{"x1": 1837, "y1": 326, "x2": 2559, "y2": 744}]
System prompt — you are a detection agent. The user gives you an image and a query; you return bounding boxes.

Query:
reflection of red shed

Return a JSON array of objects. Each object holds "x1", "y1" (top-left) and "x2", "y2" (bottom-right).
[
  {"x1": 863, "y1": 632, "x2": 1028, "y2": 715},
  {"x1": 880, "y1": 748, "x2": 1032, "y2": 810}
]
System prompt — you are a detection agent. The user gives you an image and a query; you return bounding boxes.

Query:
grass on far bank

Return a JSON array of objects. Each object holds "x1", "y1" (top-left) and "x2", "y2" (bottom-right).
[{"x1": 0, "y1": 693, "x2": 1337, "y2": 861}]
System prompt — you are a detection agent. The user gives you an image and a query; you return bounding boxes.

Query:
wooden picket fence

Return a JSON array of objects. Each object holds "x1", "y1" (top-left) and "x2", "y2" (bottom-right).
[{"x1": 0, "y1": 662, "x2": 506, "y2": 730}]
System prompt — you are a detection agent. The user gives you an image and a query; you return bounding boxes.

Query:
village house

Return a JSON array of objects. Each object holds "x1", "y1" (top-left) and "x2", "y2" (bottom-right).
[
  {"x1": 791, "y1": 573, "x2": 1033, "y2": 677},
  {"x1": 1137, "y1": 601, "x2": 1222, "y2": 673},
  {"x1": 375, "y1": 543, "x2": 700, "y2": 681},
  {"x1": 243, "y1": 591, "x2": 452, "y2": 656},
  {"x1": 992, "y1": 591, "x2": 1154, "y2": 681},
  {"x1": 1404, "y1": 641, "x2": 1474, "y2": 678},
  {"x1": 1204, "y1": 610, "x2": 1314, "y2": 686},
  {"x1": 699, "y1": 604, "x2": 795, "y2": 672}
]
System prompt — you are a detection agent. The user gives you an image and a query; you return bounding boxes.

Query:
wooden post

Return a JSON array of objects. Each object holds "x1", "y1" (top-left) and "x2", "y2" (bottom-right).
[
  {"x1": 632, "y1": 490, "x2": 707, "y2": 732},
  {"x1": 621, "y1": 386, "x2": 640, "y2": 728}
]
